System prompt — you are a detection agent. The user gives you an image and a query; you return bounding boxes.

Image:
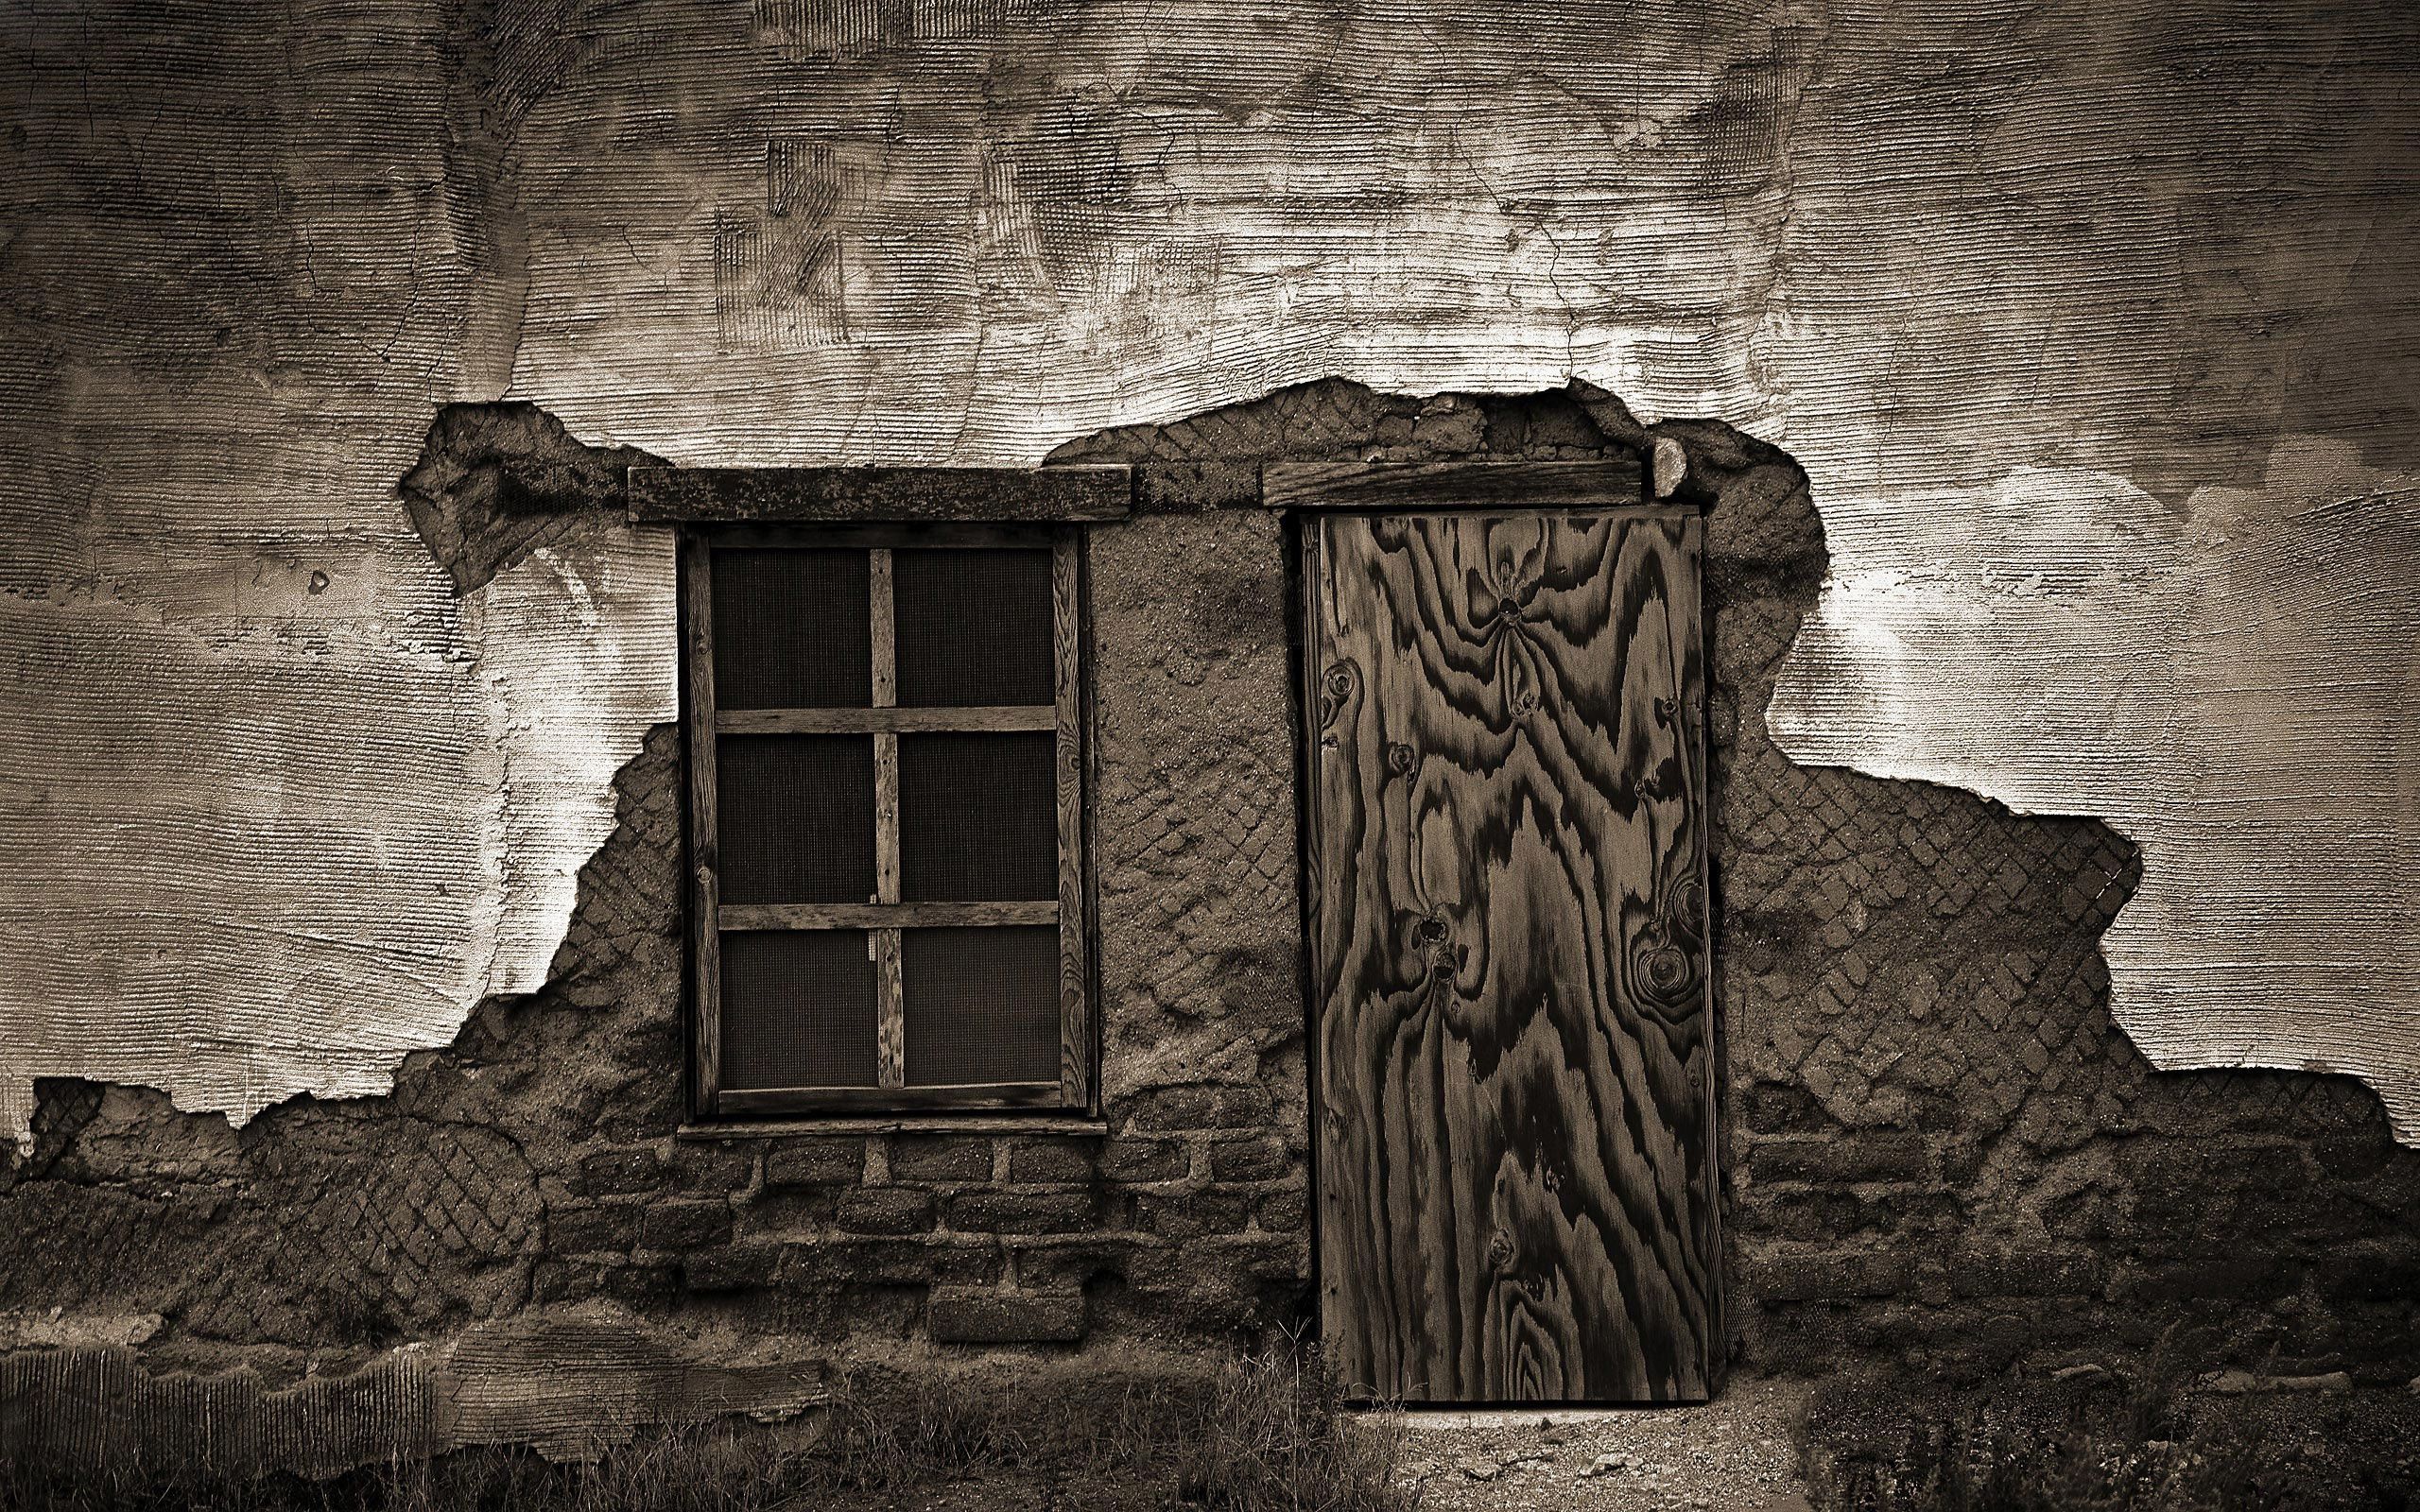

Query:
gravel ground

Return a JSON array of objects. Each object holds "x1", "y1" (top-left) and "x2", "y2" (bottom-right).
[{"x1": 1379, "y1": 1376, "x2": 1814, "y2": 1512}]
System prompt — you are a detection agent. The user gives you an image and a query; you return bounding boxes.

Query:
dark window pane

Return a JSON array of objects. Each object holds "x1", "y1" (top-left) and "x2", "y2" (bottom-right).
[
  {"x1": 717, "y1": 735, "x2": 875, "y2": 903},
  {"x1": 893, "y1": 547, "x2": 1056, "y2": 708},
  {"x1": 903, "y1": 926, "x2": 1062, "y2": 1086},
  {"x1": 711, "y1": 548, "x2": 871, "y2": 709},
  {"x1": 720, "y1": 930, "x2": 877, "y2": 1089},
  {"x1": 899, "y1": 732, "x2": 1059, "y2": 901}
]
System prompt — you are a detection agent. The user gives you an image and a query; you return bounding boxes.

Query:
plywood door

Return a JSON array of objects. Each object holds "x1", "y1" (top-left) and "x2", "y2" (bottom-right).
[{"x1": 1304, "y1": 510, "x2": 1718, "y2": 1404}]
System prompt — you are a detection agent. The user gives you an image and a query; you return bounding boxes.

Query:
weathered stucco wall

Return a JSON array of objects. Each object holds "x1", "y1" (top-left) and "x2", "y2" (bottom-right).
[
  {"x1": 5, "y1": 0, "x2": 2418, "y2": 1141},
  {"x1": 7, "y1": 388, "x2": 2411, "y2": 1478}
]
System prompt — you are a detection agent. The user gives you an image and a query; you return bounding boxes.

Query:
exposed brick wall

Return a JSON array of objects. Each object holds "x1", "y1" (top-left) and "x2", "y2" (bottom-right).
[{"x1": 2, "y1": 382, "x2": 2413, "y2": 1421}]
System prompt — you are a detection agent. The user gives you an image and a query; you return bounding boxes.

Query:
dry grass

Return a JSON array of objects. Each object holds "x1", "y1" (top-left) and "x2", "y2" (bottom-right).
[
  {"x1": 0, "y1": 1339, "x2": 1407, "y2": 1512},
  {"x1": 1805, "y1": 1358, "x2": 2420, "y2": 1512}
]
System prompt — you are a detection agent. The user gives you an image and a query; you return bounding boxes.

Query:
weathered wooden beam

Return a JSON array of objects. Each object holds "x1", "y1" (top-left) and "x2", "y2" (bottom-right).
[
  {"x1": 1262, "y1": 457, "x2": 1648, "y2": 510},
  {"x1": 629, "y1": 466, "x2": 1132, "y2": 523}
]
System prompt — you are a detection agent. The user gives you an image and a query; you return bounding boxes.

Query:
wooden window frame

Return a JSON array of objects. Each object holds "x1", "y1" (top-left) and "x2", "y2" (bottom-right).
[{"x1": 679, "y1": 520, "x2": 1094, "y2": 1121}]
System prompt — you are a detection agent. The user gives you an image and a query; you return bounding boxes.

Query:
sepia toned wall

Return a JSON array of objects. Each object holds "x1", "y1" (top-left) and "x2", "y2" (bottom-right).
[
  {"x1": 6, "y1": 387, "x2": 2411, "y2": 1477},
  {"x1": 7, "y1": 0, "x2": 2416, "y2": 1151}
]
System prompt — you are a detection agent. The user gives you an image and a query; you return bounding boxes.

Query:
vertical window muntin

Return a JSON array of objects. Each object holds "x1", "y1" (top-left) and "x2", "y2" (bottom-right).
[{"x1": 683, "y1": 524, "x2": 1089, "y2": 1117}]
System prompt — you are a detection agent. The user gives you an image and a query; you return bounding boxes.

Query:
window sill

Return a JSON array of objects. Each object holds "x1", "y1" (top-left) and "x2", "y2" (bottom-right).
[{"x1": 676, "y1": 1116, "x2": 1110, "y2": 1142}]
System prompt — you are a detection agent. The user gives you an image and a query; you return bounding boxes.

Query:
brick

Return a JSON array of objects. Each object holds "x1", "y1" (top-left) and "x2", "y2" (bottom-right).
[
  {"x1": 946, "y1": 1190, "x2": 1098, "y2": 1234},
  {"x1": 737, "y1": 1188, "x2": 838, "y2": 1238},
  {"x1": 1747, "y1": 1186, "x2": 1967, "y2": 1242},
  {"x1": 1125, "y1": 1082, "x2": 1272, "y2": 1132},
  {"x1": 1138, "y1": 1190, "x2": 1252, "y2": 1240},
  {"x1": 1253, "y1": 1189, "x2": 1307, "y2": 1233},
  {"x1": 683, "y1": 1243, "x2": 781, "y2": 1293},
  {"x1": 931, "y1": 1243, "x2": 1007, "y2": 1286},
  {"x1": 639, "y1": 1199, "x2": 733, "y2": 1251},
  {"x1": 785, "y1": 1240, "x2": 933, "y2": 1288},
  {"x1": 927, "y1": 1287, "x2": 1085, "y2": 1345},
  {"x1": 1752, "y1": 1132, "x2": 1929, "y2": 1184},
  {"x1": 1006, "y1": 1140, "x2": 1098, "y2": 1185},
  {"x1": 765, "y1": 1138, "x2": 865, "y2": 1188},
  {"x1": 1947, "y1": 1247, "x2": 2105, "y2": 1298},
  {"x1": 844, "y1": 1283, "x2": 929, "y2": 1340},
  {"x1": 1209, "y1": 1136, "x2": 1290, "y2": 1182},
  {"x1": 891, "y1": 1136, "x2": 994, "y2": 1183},
  {"x1": 546, "y1": 1202, "x2": 642, "y2": 1255},
  {"x1": 671, "y1": 1143, "x2": 756, "y2": 1194},
  {"x1": 1748, "y1": 1248, "x2": 1910, "y2": 1303},
  {"x1": 577, "y1": 1147, "x2": 666, "y2": 1197},
  {"x1": 1013, "y1": 1238, "x2": 1138, "y2": 1289},
  {"x1": 837, "y1": 1187, "x2": 936, "y2": 1235},
  {"x1": 1099, "y1": 1138, "x2": 1188, "y2": 1183},
  {"x1": 601, "y1": 1261, "x2": 680, "y2": 1308},
  {"x1": 2114, "y1": 1249, "x2": 2295, "y2": 1305},
  {"x1": 1739, "y1": 1082, "x2": 1838, "y2": 1134},
  {"x1": 532, "y1": 1260, "x2": 609, "y2": 1303}
]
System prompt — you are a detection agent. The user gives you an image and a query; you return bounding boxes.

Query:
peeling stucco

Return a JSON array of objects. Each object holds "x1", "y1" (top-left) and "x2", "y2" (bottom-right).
[
  {"x1": 1772, "y1": 442, "x2": 2420, "y2": 1139},
  {"x1": 5, "y1": 0, "x2": 2418, "y2": 1141},
  {"x1": 0, "y1": 522, "x2": 673, "y2": 1149}
]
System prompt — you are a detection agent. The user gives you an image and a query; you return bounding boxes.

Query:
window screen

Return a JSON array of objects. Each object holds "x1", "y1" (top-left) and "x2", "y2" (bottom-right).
[
  {"x1": 715, "y1": 735, "x2": 875, "y2": 904},
  {"x1": 720, "y1": 930, "x2": 878, "y2": 1089},
  {"x1": 892, "y1": 547, "x2": 1055, "y2": 707},
  {"x1": 684, "y1": 526, "x2": 1088, "y2": 1117},
  {"x1": 710, "y1": 548, "x2": 871, "y2": 709},
  {"x1": 899, "y1": 731, "x2": 1059, "y2": 902},
  {"x1": 903, "y1": 927, "x2": 1062, "y2": 1086}
]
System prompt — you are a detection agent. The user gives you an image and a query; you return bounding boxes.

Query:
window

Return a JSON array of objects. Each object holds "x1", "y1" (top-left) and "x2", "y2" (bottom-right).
[{"x1": 680, "y1": 524, "x2": 1090, "y2": 1117}]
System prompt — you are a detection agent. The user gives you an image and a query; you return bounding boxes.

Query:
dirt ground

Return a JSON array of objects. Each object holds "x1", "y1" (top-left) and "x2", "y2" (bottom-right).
[{"x1": 1383, "y1": 1376, "x2": 1815, "y2": 1512}]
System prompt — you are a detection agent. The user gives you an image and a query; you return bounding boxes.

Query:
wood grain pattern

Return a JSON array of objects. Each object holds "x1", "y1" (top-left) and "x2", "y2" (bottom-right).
[
  {"x1": 873, "y1": 928, "x2": 906, "y2": 1090},
  {"x1": 1265, "y1": 460, "x2": 1648, "y2": 512},
  {"x1": 1304, "y1": 509, "x2": 1716, "y2": 1404},
  {"x1": 1052, "y1": 533, "x2": 1092, "y2": 1108},
  {"x1": 629, "y1": 466, "x2": 1132, "y2": 523},
  {"x1": 680, "y1": 532, "x2": 723, "y2": 1122}
]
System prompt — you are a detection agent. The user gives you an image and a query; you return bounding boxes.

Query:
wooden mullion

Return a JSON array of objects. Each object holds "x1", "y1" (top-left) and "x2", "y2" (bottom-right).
[
  {"x1": 717, "y1": 1082, "x2": 1067, "y2": 1116},
  {"x1": 1052, "y1": 532, "x2": 1090, "y2": 1108},
  {"x1": 717, "y1": 705, "x2": 1057, "y2": 736},
  {"x1": 721, "y1": 901, "x2": 1057, "y2": 930},
  {"x1": 869, "y1": 546, "x2": 906, "y2": 1089},
  {"x1": 681, "y1": 532, "x2": 724, "y2": 1119},
  {"x1": 873, "y1": 928, "x2": 906, "y2": 1090}
]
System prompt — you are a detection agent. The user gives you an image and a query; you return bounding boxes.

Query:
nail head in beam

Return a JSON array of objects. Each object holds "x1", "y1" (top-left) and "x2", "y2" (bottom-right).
[
  {"x1": 1651, "y1": 437, "x2": 1689, "y2": 500},
  {"x1": 628, "y1": 466, "x2": 1132, "y2": 523}
]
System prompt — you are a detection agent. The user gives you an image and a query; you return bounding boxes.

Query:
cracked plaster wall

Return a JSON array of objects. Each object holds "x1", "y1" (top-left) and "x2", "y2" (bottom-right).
[{"x1": 4, "y1": 0, "x2": 2417, "y2": 1142}]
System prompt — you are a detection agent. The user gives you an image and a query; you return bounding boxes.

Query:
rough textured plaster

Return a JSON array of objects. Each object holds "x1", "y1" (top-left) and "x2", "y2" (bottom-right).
[
  {"x1": 1772, "y1": 444, "x2": 2420, "y2": 1139},
  {"x1": 0, "y1": 524, "x2": 673, "y2": 1148},
  {"x1": 5, "y1": 0, "x2": 2419, "y2": 1139}
]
